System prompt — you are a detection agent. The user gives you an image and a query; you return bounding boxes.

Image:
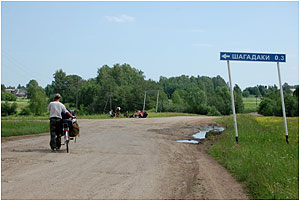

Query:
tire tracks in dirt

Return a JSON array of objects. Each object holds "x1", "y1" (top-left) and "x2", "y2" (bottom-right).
[{"x1": 2, "y1": 116, "x2": 248, "y2": 199}]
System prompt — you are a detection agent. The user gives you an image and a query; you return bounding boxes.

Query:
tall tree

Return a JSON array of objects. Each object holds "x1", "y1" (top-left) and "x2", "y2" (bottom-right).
[
  {"x1": 52, "y1": 69, "x2": 67, "y2": 100},
  {"x1": 234, "y1": 84, "x2": 244, "y2": 113},
  {"x1": 1, "y1": 84, "x2": 5, "y2": 92},
  {"x1": 95, "y1": 63, "x2": 149, "y2": 113},
  {"x1": 27, "y1": 80, "x2": 47, "y2": 115},
  {"x1": 212, "y1": 86, "x2": 232, "y2": 115},
  {"x1": 186, "y1": 87, "x2": 207, "y2": 114},
  {"x1": 283, "y1": 82, "x2": 292, "y2": 94},
  {"x1": 63, "y1": 74, "x2": 83, "y2": 106},
  {"x1": 212, "y1": 75, "x2": 227, "y2": 89}
]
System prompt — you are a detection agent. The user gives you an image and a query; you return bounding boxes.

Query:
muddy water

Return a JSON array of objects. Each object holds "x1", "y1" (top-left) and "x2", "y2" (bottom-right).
[
  {"x1": 176, "y1": 139, "x2": 199, "y2": 144},
  {"x1": 176, "y1": 126, "x2": 225, "y2": 144}
]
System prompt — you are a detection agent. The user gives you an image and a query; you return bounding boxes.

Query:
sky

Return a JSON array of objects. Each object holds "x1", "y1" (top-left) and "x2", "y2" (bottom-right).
[{"x1": 1, "y1": 1, "x2": 299, "y2": 90}]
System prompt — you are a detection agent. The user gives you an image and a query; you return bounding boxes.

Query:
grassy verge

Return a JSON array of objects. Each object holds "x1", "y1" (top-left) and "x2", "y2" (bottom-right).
[
  {"x1": 206, "y1": 115, "x2": 298, "y2": 199},
  {"x1": 1, "y1": 115, "x2": 49, "y2": 121},
  {"x1": 1, "y1": 121, "x2": 49, "y2": 137}
]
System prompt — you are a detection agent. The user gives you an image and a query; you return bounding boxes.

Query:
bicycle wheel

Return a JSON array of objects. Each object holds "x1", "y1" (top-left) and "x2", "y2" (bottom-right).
[
  {"x1": 65, "y1": 131, "x2": 69, "y2": 153},
  {"x1": 66, "y1": 140, "x2": 69, "y2": 153}
]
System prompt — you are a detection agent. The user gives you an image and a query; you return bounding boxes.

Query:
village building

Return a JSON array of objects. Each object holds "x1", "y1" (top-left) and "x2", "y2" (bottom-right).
[{"x1": 4, "y1": 88, "x2": 27, "y2": 98}]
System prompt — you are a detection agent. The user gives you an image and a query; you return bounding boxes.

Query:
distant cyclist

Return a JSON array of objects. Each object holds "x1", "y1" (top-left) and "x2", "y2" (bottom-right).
[{"x1": 48, "y1": 93, "x2": 75, "y2": 152}]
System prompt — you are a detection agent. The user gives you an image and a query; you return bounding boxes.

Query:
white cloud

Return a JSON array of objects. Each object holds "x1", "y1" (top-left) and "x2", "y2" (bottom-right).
[{"x1": 105, "y1": 14, "x2": 136, "y2": 23}]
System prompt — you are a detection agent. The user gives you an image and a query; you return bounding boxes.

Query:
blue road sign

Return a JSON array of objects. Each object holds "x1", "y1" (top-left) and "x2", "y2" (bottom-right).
[{"x1": 220, "y1": 52, "x2": 286, "y2": 62}]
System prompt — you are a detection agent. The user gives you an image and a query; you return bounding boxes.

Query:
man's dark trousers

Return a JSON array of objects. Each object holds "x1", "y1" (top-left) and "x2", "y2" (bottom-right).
[{"x1": 50, "y1": 118, "x2": 62, "y2": 150}]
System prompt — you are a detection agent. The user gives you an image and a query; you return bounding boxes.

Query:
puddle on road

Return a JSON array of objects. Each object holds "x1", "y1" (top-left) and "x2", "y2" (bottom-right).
[
  {"x1": 176, "y1": 140, "x2": 199, "y2": 144},
  {"x1": 192, "y1": 126, "x2": 225, "y2": 140},
  {"x1": 176, "y1": 126, "x2": 225, "y2": 144}
]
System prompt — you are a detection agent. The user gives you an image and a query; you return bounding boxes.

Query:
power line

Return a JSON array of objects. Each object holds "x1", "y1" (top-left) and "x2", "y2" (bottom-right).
[
  {"x1": 2, "y1": 50, "x2": 51, "y2": 85},
  {"x1": 2, "y1": 54, "x2": 44, "y2": 85}
]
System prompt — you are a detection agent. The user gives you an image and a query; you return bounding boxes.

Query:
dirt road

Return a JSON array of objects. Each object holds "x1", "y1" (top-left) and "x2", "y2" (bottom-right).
[{"x1": 2, "y1": 116, "x2": 248, "y2": 199}]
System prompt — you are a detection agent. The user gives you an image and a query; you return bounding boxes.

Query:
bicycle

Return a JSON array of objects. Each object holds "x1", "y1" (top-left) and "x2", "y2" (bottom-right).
[
  {"x1": 62, "y1": 120, "x2": 70, "y2": 153},
  {"x1": 55, "y1": 109, "x2": 78, "y2": 153},
  {"x1": 60, "y1": 117, "x2": 78, "y2": 153}
]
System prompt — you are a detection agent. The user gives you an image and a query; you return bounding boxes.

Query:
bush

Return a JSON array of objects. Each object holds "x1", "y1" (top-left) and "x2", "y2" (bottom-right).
[
  {"x1": 19, "y1": 106, "x2": 31, "y2": 116},
  {"x1": 75, "y1": 104, "x2": 89, "y2": 115},
  {"x1": 162, "y1": 101, "x2": 187, "y2": 113},
  {"x1": 1, "y1": 92, "x2": 17, "y2": 101},
  {"x1": 27, "y1": 80, "x2": 47, "y2": 115},
  {"x1": 1, "y1": 101, "x2": 18, "y2": 116},
  {"x1": 207, "y1": 106, "x2": 221, "y2": 116},
  {"x1": 242, "y1": 90, "x2": 250, "y2": 97},
  {"x1": 259, "y1": 93, "x2": 299, "y2": 117},
  {"x1": 211, "y1": 86, "x2": 232, "y2": 115},
  {"x1": 273, "y1": 95, "x2": 298, "y2": 117},
  {"x1": 258, "y1": 98, "x2": 275, "y2": 116}
]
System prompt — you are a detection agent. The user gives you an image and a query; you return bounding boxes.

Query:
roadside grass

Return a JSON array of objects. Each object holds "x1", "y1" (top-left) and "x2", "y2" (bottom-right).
[
  {"x1": 206, "y1": 115, "x2": 299, "y2": 200},
  {"x1": 1, "y1": 120, "x2": 49, "y2": 137},
  {"x1": 243, "y1": 96, "x2": 261, "y2": 113},
  {"x1": 1, "y1": 115, "x2": 49, "y2": 121}
]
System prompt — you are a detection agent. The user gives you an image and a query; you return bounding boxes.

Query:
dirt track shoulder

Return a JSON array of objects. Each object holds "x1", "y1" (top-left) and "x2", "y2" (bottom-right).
[{"x1": 1, "y1": 116, "x2": 248, "y2": 199}]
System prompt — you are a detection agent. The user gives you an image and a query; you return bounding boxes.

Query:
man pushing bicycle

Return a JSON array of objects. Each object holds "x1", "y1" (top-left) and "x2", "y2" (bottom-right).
[{"x1": 48, "y1": 93, "x2": 76, "y2": 152}]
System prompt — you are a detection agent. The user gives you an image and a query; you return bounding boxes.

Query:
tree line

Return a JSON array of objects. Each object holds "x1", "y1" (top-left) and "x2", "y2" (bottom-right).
[{"x1": 1, "y1": 63, "x2": 298, "y2": 117}]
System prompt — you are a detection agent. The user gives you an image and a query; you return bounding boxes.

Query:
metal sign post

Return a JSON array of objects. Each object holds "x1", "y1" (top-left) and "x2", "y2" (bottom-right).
[
  {"x1": 227, "y1": 60, "x2": 239, "y2": 143},
  {"x1": 220, "y1": 52, "x2": 288, "y2": 144},
  {"x1": 277, "y1": 62, "x2": 289, "y2": 143}
]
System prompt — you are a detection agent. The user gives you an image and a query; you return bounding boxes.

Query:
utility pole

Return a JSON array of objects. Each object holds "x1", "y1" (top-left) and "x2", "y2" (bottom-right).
[{"x1": 156, "y1": 90, "x2": 160, "y2": 113}]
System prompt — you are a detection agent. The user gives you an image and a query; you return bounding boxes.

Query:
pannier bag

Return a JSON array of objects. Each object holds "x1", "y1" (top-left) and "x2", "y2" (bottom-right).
[
  {"x1": 61, "y1": 119, "x2": 80, "y2": 137},
  {"x1": 61, "y1": 109, "x2": 79, "y2": 137},
  {"x1": 70, "y1": 120, "x2": 80, "y2": 137}
]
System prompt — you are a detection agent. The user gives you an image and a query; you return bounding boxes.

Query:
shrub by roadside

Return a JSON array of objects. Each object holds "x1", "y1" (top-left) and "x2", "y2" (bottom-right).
[{"x1": 1, "y1": 101, "x2": 18, "y2": 116}]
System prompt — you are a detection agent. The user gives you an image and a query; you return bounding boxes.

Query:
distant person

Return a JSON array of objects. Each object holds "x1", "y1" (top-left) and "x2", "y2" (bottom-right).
[
  {"x1": 142, "y1": 111, "x2": 148, "y2": 118},
  {"x1": 48, "y1": 93, "x2": 75, "y2": 152},
  {"x1": 124, "y1": 111, "x2": 129, "y2": 118},
  {"x1": 138, "y1": 112, "x2": 143, "y2": 118},
  {"x1": 109, "y1": 109, "x2": 115, "y2": 117},
  {"x1": 116, "y1": 107, "x2": 121, "y2": 117},
  {"x1": 137, "y1": 110, "x2": 142, "y2": 118}
]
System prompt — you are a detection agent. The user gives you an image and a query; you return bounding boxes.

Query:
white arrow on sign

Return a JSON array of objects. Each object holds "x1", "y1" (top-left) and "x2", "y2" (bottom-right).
[{"x1": 222, "y1": 54, "x2": 230, "y2": 59}]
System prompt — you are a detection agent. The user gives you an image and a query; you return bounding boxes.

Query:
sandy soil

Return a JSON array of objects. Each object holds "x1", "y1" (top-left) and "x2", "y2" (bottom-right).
[{"x1": 1, "y1": 116, "x2": 248, "y2": 200}]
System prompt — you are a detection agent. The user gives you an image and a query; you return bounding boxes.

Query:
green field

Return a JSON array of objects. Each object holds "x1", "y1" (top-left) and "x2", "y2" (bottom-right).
[
  {"x1": 207, "y1": 115, "x2": 299, "y2": 199},
  {"x1": 243, "y1": 96, "x2": 261, "y2": 113},
  {"x1": 1, "y1": 115, "x2": 49, "y2": 121},
  {"x1": 1, "y1": 120, "x2": 49, "y2": 137}
]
